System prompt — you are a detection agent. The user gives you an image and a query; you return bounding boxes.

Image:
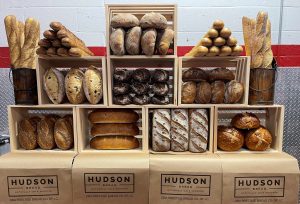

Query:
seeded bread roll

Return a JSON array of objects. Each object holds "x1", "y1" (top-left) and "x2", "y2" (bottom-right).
[
  {"x1": 110, "y1": 13, "x2": 139, "y2": 28},
  {"x1": 211, "y1": 81, "x2": 225, "y2": 104},
  {"x1": 231, "y1": 112, "x2": 260, "y2": 129},
  {"x1": 37, "y1": 116, "x2": 57, "y2": 150},
  {"x1": 65, "y1": 68, "x2": 85, "y2": 104},
  {"x1": 152, "y1": 109, "x2": 171, "y2": 152},
  {"x1": 153, "y1": 69, "x2": 169, "y2": 82},
  {"x1": 152, "y1": 83, "x2": 169, "y2": 96},
  {"x1": 141, "y1": 28, "x2": 157, "y2": 56},
  {"x1": 44, "y1": 68, "x2": 65, "y2": 104},
  {"x1": 157, "y1": 28, "x2": 174, "y2": 55},
  {"x1": 83, "y1": 66, "x2": 103, "y2": 104},
  {"x1": 125, "y1": 26, "x2": 142, "y2": 55},
  {"x1": 182, "y1": 68, "x2": 208, "y2": 82},
  {"x1": 91, "y1": 123, "x2": 139, "y2": 137},
  {"x1": 245, "y1": 126, "x2": 272, "y2": 151},
  {"x1": 18, "y1": 117, "x2": 40, "y2": 150},
  {"x1": 189, "y1": 109, "x2": 209, "y2": 153},
  {"x1": 181, "y1": 81, "x2": 196, "y2": 104},
  {"x1": 217, "y1": 126, "x2": 244, "y2": 151},
  {"x1": 113, "y1": 83, "x2": 130, "y2": 95},
  {"x1": 54, "y1": 116, "x2": 74, "y2": 150},
  {"x1": 140, "y1": 12, "x2": 167, "y2": 29},
  {"x1": 110, "y1": 28, "x2": 125, "y2": 56},
  {"x1": 195, "y1": 82, "x2": 211, "y2": 104},
  {"x1": 171, "y1": 109, "x2": 189, "y2": 152},
  {"x1": 88, "y1": 109, "x2": 139, "y2": 124},
  {"x1": 90, "y1": 136, "x2": 139, "y2": 150},
  {"x1": 224, "y1": 80, "x2": 244, "y2": 104}
]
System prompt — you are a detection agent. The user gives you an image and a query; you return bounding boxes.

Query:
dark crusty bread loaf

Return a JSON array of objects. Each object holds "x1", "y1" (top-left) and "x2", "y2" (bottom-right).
[
  {"x1": 231, "y1": 112, "x2": 260, "y2": 129},
  {"x1": 195, "y1": 81, "x2": 211, "y2": 104},
  {"x1": 88, "y1": 109, "x2": 139, "y2": 123},
  {"x1": 90, "y1": 136, "x2": 139, "y2": 150},
  {"x1": 182, "y1": 68, "x2": 208, "y2": 82},
  {"x1": 211, "y1": 81, "x2": 225, "y2": 104},
  {"x1": 209, "y1": 68, "x2": 235, "y2": 82},
  {"x1": 91, "y1": 123, "x2": 139, "y2": 137},
  {"x1": 217, "y1": 126, "x2": 244, "y2": 151}
]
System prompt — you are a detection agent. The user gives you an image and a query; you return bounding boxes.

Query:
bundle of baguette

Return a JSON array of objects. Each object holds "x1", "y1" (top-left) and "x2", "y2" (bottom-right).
[
  {"x1": 185, "y1": 20, "x2": 243, "y2": 57},
  {"x1": 243, "y1": 11, "x2": 273, "y2": 68},
  {"x1": 43, "y1": 65, "x2": 103, "y2": 104},
  {"x1": 110, "y1": 13, "x2": 174, "y2": 56},
  {"x1": 4, "y1": 15, "x2": 40, "y2": 69},
  {"x1": 37, "y1": 22, "x2": 94, "y2": 57},
  {"x1": 88, "y1": 109, "x2": 140, "y2": 150}
]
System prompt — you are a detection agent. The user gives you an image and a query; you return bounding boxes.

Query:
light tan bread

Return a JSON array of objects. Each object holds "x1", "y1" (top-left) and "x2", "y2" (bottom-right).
[
  {"x1": 90, "y1": 136, "x2": 139, "y2": 150},
  {"x1": 83, "y1": 66, "x2": 103, "y2": 104},
  {"x1": 140, "y1": 12, "x2": 167, "y2": 29},
  {"x1": 37, "y1": 116, "x2": 57, "y2": 150},
  {"x1": 141, "y1": 28, "x2": 157, "y2": 56},
  {"x1": 125, "y1": 26, "x2": 142, "y2": 55},
  {"x1": 43, "y1": 68, "x2": 65, "y2": 104},
  {"x1": 68, "y1": 47, "x2": 91, "y2": 57},
  {"x1": 110, "y1": 28, "x2": 125, "y2": 55},
  {"x1": 111, "y1": 13, "x2": 139, "y2": 28},
  {"x1": 88, "y1": 109, "x2": 139, "y2": 124},
  {"x1": 57, "y1": 47, "x2": 70, "y2": 57},
  {"x1": 65, "y1": 68, "x2": 85, "y2": 104}
]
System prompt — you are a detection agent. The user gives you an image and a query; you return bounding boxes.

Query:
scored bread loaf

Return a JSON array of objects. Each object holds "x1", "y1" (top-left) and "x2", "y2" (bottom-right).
[
  {"x1": 91, "y1": 123, "x2": 139, "y2": 137},
  {"x1": 170, "y1": 109, "x2": 189, "y2": 152},
  {"x1": 245, "y1": 126, "x2": 272, "y2": 151},
  {"x1": 195, "y1": 82, "x2": 211, "y2": 104},
  {"x1": 83, "y1": 66, "x2": 103, "y2": 104},
  {"x1": 90, "y1": 136, "x2": 139, "y2": 150},
  {"x1": 18, "y1": 117, "x2": 40, "y2": 150},
  {"x1": 88, "y1": 109, "x2": 139, "y2": 123},
  {"x1": 43, "y1": 68, "x2": 65, "y2": 104},
  {"x1": 157, "y1": 28, "x2": 174, "y2": 55},
  {"x1": 189, "y1": 109, "x2": 209, "y2": 153},
  {"x1": 211, "y1": 81, "x2": 225, "y2": 104},
  {"x1": 224, "y1": 80, "x2": 244, "y2": 104},
  {"x1": 110, "y1": 28, "x2": 125, "y2": 56},
  {"x1": 65, "y1": 68, "x2": 86, "y2": 104},
  {"x1": 231, "y1": 112, "x2": 260, "y2": 129},
  {"x1": 152, "y1": 109, "x2": 171, "y2": 152},
  {"x1": 37, "y1": 116, "x2": 57, "y2": 150},
  {"x1": 217, "y1": 126, "x2": 244, "y2": 151},
  {"x1": 125, "y1": 26, "x2": 142, "y2": 55},
  {"x1": 54, "y1": 116, "x2": 74, "y2": 150},
  {"x1": 141, "y1": 28, "x2": 157, "y2": 56}
]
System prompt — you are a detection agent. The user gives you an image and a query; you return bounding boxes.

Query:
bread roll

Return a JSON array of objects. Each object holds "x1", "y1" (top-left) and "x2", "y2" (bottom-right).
[
  {"x1": 227, "y1": 36, "x2": 237, "y2": 46},
  {"x1": 43, "y1": 30, "x2": 56, "y2": 40},
  {"x1": 217, "y1": 126, "x2": 244, "y2": 151},
  {"x1": 38, "y1": 38, "x2": 51, "y2": 48},
  {"x1": 231, "y1": 45, "x2": 244, "y2": 56},
  {"x1": 213, "y1": 37, "x2": 226, "y2": 47},
  {"x1": 110, "y1": 28, "x2": 125, "y2": 56},
  {"x1": 91, "y1": 123, "x2": 139, "y2": 137},
  {"x1": 125, "y1": 26, "x2": 142, "y2": 55},
  {"x1": 189, "y1": 109, "x2": 209, "y2": 153},
  {"x1": 207, "y1": 46, "x2": 220, "y2": 57},
  {"x1": 157, "y1": 28, "x2": 174, "y2": 55},
  {"x1": 113, "y1": 94, "x2": 132, "y2": 105},
  {"x1": 220, "y1": 27, "x2": 231, "y2": 38},
  {"x1": 181, "y1": 82, "x2": 196, "y2": 104},
  {"x1": 152, "y1": 83, "x2": 169, "y2": 96},
  {"x1": 153, "y1": 69, "x2": 169, "y2": 82},
  {"x1": 46, "y1": 47, "x2": 57, "y2": 57},
  {"x1": 231, "y1": 112, "x2": 260, "y2": 129},
  {"x1": 111, "y1": 13, "x2": 139, "y2": 28},
  {"x1": 207, "y1": 28, "x2": 218, "y2": 38},
  {"x1": 213, "y1": 19, "x2": 224, "y2": 30},
  {"x1": 200, "y1": 37, "x2": 213, "y2": 47},
  {"x1": 151, "y1": 96, "x2": 170, "y2": 105},
  {"x1": 140, "y1": 12, "x2": 167, "y2": 29},
  {"x1": 114, "y1": 69, "x2": 131, "y2": 82},
  {"x1": 83, "y1": 66, "x2": 103, "y2": 104},
  {"x1": 90, "y1": 136, "x2": 139, "y2": 150},
  {"x1": 65, "y1": 68, "x2": 85, "y2": 104},
  {"x1": 132, "y1": 68, "x2": 151, "y2": 82},
  {"x1": 141, "y1": 28, "x2": 157, "y2": 56},
  {"x1": 133, "y1": 94, "x2": 150, "y2": 105},
  {"x1": 170, "y1": 109, "x2": 189, "y2": 152},
  {"x1": 37, "y1": 116, "x2": 57, "y2": 150},
  {"x1": 195, "y1": 82, "x2": 211, "y2": 104},
  {"x1": 44, "y1": 68, "x2": 65, "y2": 104},
  {"x1": 113, "y1": 83, "x2": 130, "y2": 95},
  {"x1": 54, "y1": 117, "x2": 74, "y2": 150},
  {"x1": 209, "y1": 68, "x2": 235, "y2": 82},
  {"x1": 152, "y1": 109, "x2": 171, "y2": 152},
  {"x1": 211, "y1": 81, "x2": 225, "y2": 104},
  {"x1": 245, "y1": 126, "x2": 272, "y2": 151},
  {"x1": 224, "y1": 80, "x2": 244, "y2": 104},
  {"x1": 182, "y1": 68, "x2": 208, "y2": 82},
  {"x1": 219, "y1": 46, "x2": 232, "y2": 56},
  {"x1": 36, "y1": 47, "x2": 47, "y2": 57},
  {"x1": 57, "y1": 47, "x2": 69, "y2": 57},
  {"x1": 18, "y1": 117, "x2": 40, "y2": 150},
  {"x1": 88, "y1": 109, "x2": 139, "y2": 124}
]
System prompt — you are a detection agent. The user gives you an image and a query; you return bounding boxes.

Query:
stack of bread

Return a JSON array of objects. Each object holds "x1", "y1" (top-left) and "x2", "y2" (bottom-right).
[
  {"x1": 185, "y1": 20, "x2": 243, "y2": 57},
  {"x1": 243, "y1": 11, "x2": 273, "y2": 68},
  {"x1": 152, "y1": 108, "x2": 209, "y2": 153},
  {"x1": 88, "y1": 109, "x2": 140, "y2": 150},
  {"x1": 217, "y1": 112, "x2": 273, "y2": 152},
  {"x1": 113, "y1": 68, "x2": 170, "y2": 105},
  {"x1": 4, "y1": 15, "x2": 40, "y2": 69},
  {"x1": 18, "y1": 114, "x2": 74, "y2": 150},
  {"x1": 110, "y1": 13, "x2": 174, "y2": 56},
  {"x1": 37, "y1": 22, "x2": 94, "y2": 57},
  {"x1": 181, "y1": 67, "x2": 244, "y2": 104},
  {"x1": 43, "y1": 65, "x2": 103, "y2": 104}
]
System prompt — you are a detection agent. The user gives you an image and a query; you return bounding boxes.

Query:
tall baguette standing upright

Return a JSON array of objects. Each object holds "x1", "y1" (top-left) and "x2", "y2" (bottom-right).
[{"x1": 262, "y1": 19, "x2": 273, "y2": 68}]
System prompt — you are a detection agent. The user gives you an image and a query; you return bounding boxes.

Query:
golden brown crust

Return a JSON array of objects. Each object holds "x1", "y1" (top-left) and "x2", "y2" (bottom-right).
[
  {"x1": 88, "y1": 109, "x2": 139, "y2": 123},
  {"x1": 181, "y1": 81, "x2": 196, "y2": 104},
  {"x1": 54, "y1": 117, "x2": 74, "y2": 150},
  {"x1": 43, "y1": 30, "x2": 57, "y2": 40},
  {"x1": 209, "y1": 68, "x2": 235, "y2": 82},
  {"x1": 195, "y1": 81, "x2": 211, "y2": 104},
  {"x1": 245, "y1": 126, "x2": 272, "y2": 151},
  {"x1": 224, "y1": 80, "x2": 244, "y2": 104},
  {"x1": 217, "y1": 126, "x2": 244, "y2": 151},
  {"x1": 211, "y1": 80, "x2": 225, "y2": 104},
  {"x1": 18, "y1": 117, "x2": 40, "y2": 150},
  {"x1": 91, "y1": 123, "x2": 139, "y2": 137},
  {"x1": 231, "y1": 112, "x2": 260, "y2": 129},
  {"x1": 90, "y1": 136, "x2": 139, "y2": 150},
  {"x1": 37, "y1": 116, "x2": 56, "y2": 150}
]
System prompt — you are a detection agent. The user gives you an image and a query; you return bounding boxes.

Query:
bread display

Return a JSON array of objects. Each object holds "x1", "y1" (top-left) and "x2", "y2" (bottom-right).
[
  {"x1": 91, "y1": 123, "x2": 139, "y2": 137},
  {"x1": 217, "y1": 126, "x2": 244, "y2": 151},
  {"x1": 43, "y1": 68, "x2": 65, "y2": 104},
  {"x1": 125, "y1": 26, "x2": 142, "y2": 55},
  {"x1": 181, "y1": 82, "x2": 196, "y2": 104},
  {"x1": 83, "y1": 66, "x2": 103, "y2": 104},
  {"x1": 189, "y1": 109, "x2": 209, "y2": 153},
  {"x1": 245, "y1": 127, "x2": 272, "y2": 151},
  {"x1": 211, "y1": 81, "x2": 225, "y2": 104},
  {"x1": 185, "y1": 19, "x2": 243, "y2": 57},
  {"x1": 65, "y1": 68, "x2": 86, "y2": 104},
  {"x1": 37, "y1": 116, "x2": 57, "y2": 150},
  {"x1": 195, "y1": 82, "x2": 211, "y2": 104},
  {"x1": 88, "y1": 109, "x2": 139, "y2": 124},
  {"x1": 170, "y1": 109, "x2": 189, "y2": 152},
  {"x1": 54, "y1": 116, "x2": 74, "y2": 150},
  {"x1": 111, "y1": 13, "x2": 139, "y2": 28},
  {"x1": 90, "y1": 136, "x2": 139, "y2": 150},
  {"x1": 224, "y1": 80, "x2": 244, "y2": 104},
  {"x1": 231, "y1": 112, "x2": 260, "y2": 129},
  {"x1": 18, "y1": 117, "x2": 40, "y2": 150},
  {"x1": 152, "y1": 109, "x2": 171, "y2": 152}
]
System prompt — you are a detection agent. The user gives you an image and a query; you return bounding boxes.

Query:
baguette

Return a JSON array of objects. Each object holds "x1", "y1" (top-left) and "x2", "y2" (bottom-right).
[
  {"x1": 242, "y1": 17, "x2": 252, "y2": 56},
  {"x1": 262, "y1": 19, "x2": 273, "y2": 68},
  {"x1": 50, "y1": 21, "x2": 64, "y2": 31},
  {"x1": 36, "y1": 47, "x2": 48, "y2": 57},
  {"x1": 68, "y1": 47, "x2": 91, "y2": 57},
  {"x1": 46, "y1": 47, "x2": 57, "y2": 57},
  {"x1": 51, "y1": 39, "x2": 62, "y2": 47},
  {"x1": 38, "y1": 38, "x2": 52, "y2": 48},
  {"x1": 18, "y1": 21, "x2": 25, "y2": 51},
  {"x1": 61, "y1": 37, "x2": 94, "y2": 56},
  {"x1": 57, "y1": 47, "x2": 69, "y2": 57},
  {"x1": 43, "y1": 30, "x2": 57, "y2": 40}
]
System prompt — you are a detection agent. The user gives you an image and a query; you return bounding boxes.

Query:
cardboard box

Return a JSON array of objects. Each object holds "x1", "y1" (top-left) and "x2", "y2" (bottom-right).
[
  {"x1": 0, "y1": 152, "x2": 74, "y2": 204},
  {"x1": 72, "y1": 153, "x2": 149, "y2": 204},
  {"x1": 149, "y1": 154, "x2": 222, "y2": 204},
  {"x1": 219, "y1": 153, "x2": 299, "y2": 204}
]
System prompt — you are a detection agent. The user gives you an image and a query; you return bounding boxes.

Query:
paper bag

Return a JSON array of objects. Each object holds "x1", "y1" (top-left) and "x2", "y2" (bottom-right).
[
  {"x1": 72, "y1": 153, "x2": 149, "y2": 204},
  {"x1": 150, "y1": 154, "x2": 222, "y2": 204},
  {"x1": 220, "y1": 153, "x2": 299, "y2": 204}
]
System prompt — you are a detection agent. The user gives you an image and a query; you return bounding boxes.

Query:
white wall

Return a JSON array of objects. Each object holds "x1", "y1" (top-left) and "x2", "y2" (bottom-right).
[{"x1": 0, "y1": 0, "x2": 298, "y2": 47}]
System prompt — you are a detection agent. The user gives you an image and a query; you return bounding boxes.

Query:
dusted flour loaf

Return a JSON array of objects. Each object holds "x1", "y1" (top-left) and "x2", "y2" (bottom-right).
[
  {"x1": 170, "y1": 109, "x2": 189, "y2": 152},
  {"x1": 152, "y1": 109, "x2": 171, "y2": 152},
  {"x1": 189, "y1": 109, "x2": 209, "y2": 153},
  {"x1": 83, "y1": 65, "x2": 103, "y2": 104},
  {"x1": 43, "y1": 68, "x2": 65, "y2": 104}
]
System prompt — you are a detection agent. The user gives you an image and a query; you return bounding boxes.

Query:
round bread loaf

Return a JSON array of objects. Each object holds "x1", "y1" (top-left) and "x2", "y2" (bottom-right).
[
  {"x1": 43, "y1": 68, "x2": 65, "y2": 104},
  {"x1": 200, "y1": 37, "x2": 213, "y2": 47},
  {"x1": 231, "y1": 112, "x2": 260, "y2": 129},
  {"x1": 18, "y1": 117, "x2": 40, "y2": 150},
  {"x1": 125, "y1": 26, "x2": 142, "y2": 55},
  {"x1": 153, "y1": 69, "x2": 169, "y2": 82},
  {"x1": 113, "y1": 94, "x2": 132, "y2": 105},
  {"x1": 209, "y1": 68, "x2": 235, "y2": 82},
  {"x1": 91, "y1": 123, "x2": 139, "y2": 137},
  {"x1": 213, "y1": 19, "x2": 224, "y2": 30},
  {"x1": 131, "y1": 82, "x2": 149, "y2": 95},
  {"x1": 181, "y1": 81, "x2": 196, "y2": 104},
  {"x1": 37, "y1": 116, "x2": 57, "y2": 150},
  {"x1": 220, "y1": 27, "x2": 231, "y2": 38},
  {"x1": 140, "y1": 12, "x2": 167, "y2": 29},
  {"x1": 217, "y1": 126, "x2": 244, "y2": 151},
  {"x1": 133, "y1": 94, "x2": 150, "y2": 105},
  {"x1": 114, "y1": 69, "x2": 131, "y2": 82},
  {"x1": 224, "y1": 80, "x2": 244, "y2": 104},
  {"x1": 195, "y1": 81, "x2": 211, "y2": 104},
  {"x1": 245, "y1": 127, "x2": 272, "y2": 151},
  {"x1": 110, "y1": 13, "x2": 139, "y2": 28},
  {"x1": 152, "y1": 83, "x2": 169, "y2": 96},
  {"x1": 207, "y1": 28, "x2": 219, "y2": 38},
  {"x1": 65, "y1": 68, "x2": 85, "y2": 104},
  {"x1": 207, "y1": 46, "x2": 220, "y2": 57},
  {"x1": 182, "y1": 68, "x2": 208, "y2": 82},
  {"x1": 213, "y1": 37, "x2": 226, "y2": 47},
  {"x1": 132, "y1": 68, "x2": 151, "y2": 82},
  {"x1": 88, "y1": 109, "x2": 139, "y2": 123},
  {"x1": 90, "y1": 136, "x2": 139, "y2": 150},
  {"x1": 83, "y1": 66, "x2": 103, "y2": 104},
  {"x1": 54, "y1": 117, "x2": 74, "y2": 150},
  {"x1": 151, "y1": 95, "x2": 170, "y2": 105},
  {"x1": 113, "y1": 82, "x2": 130, "y2": 95},
  {"x1": 211, "y1": 81, "x2": 225, "y2": 104}
]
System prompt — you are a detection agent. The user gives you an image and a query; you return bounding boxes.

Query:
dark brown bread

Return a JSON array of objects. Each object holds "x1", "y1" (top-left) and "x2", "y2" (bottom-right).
[
  {"x1": 231, "y1": 112, "x2": 260, "y2": 129},
  {"x1": 211, "y1": 81, "x2": 225, "y2": 104},
  {"x1": 90, "y1": 136, "x2": 139, "y2": 150},
  {"x1": 88, "y1": 109, "x2": 139, "y2": 123},
  {"x1": 217, "y1": 126, "x2": 244, "y2": 151},
  {"x1": 195, "y1": 82, "x2": 211, "y2": 104},
  {"x1": 245, "y1": 126, "x2": 272, "y2": 151},
  {"x1": 91, "y1": 123, "x2": 139, "y2": 137},
  {"x1": 182, "y1": 68, "x2": 208, "y2": 82},
  {"x1": 209, "y1": 68, "x2": 235, "y2": 82},
  {"x1": 181, "y1": 81, "x2": 196, "y2": 104}
]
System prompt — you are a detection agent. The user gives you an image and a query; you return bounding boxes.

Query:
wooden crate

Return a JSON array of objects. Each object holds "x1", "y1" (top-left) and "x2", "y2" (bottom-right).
[
  {"x1": 178, "y1": 56, "x2": 250, "y2": 106},
  {"x1": 105, "y1": 4, "x2": 177, "y2": 57},
  {"x1": 36, "y1": 56, "x2": 108, "y2": 106},
  {"x1": 76, "y1": 106, "x2": 147, "y2": 153},
  {"x1": 146, "y1": 105, "x2": 214, "y2": 154},
  {"x1": 214, "y1": 105, "x2": 284, "y2": 153},
  {"x1": 107, "y1": 56, "x2": 178, "y2": 107},
  {"x1": 8, "y1": 105, "x2": 78, "y2": 154}
]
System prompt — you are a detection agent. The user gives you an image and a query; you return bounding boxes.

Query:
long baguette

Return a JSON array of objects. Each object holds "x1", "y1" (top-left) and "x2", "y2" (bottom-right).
[
  {"x1": 38, "y1": 38, "x2": 52, "y2": 48},
  {"x1": 61, "y1": 37, "x2": 94, "y2": 56},
  {"x1": 57, "y1": 47, "x2": 69, "y2": 57},
  {"x1": 43, "y1": 30, "x2": 57, "y2": 40},
  {"x1": 253, "y1": 12, "x2": 268, "y2": 58},
  {"x1": 242, "y1": 17, "x2": 252, "y2": 56},
  {"x1": 261, "y1": 19, "x2": 273, "y2": 68},
  {"x1": 18, "y1": 21, "x2": 25, "y2": 51},
  {"x1": 68, "y1": 47, "x2": 91, "y2": 57}
]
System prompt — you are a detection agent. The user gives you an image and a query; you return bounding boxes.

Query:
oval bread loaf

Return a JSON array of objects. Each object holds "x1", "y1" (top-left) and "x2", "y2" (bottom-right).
[
  {"x1": 195, "y1": 82, "x2": 212, "y2": 104},
  {"x1": 181, "y1": 81, "x2": 196, "y2": 104},
  {"x1": 88, "y1": 109, "x2": 139, "y2": 123},
  {"x1": 224, "y1": 80, "x2": 244, "y2": 104},
  {"x1": 110, "y1": 28, "x2": 125, "y2": 55},
  {"x1": 44, "y1": 68, "x2": 65, "y2": 104},
  {"x1": 157, "y1": 28, "x2": 174, "y2": 55},
  {"x1": 90, "y1": 136, "x2": 139, "y2": 150},
  {"x1": 111, "y1": 13, "x2": 139, "y2": 28},
  {"x1": 54, "y1": 116, "x2": 74, "y2": 150},
  {"x1": 140, "y1": 12, "x2": 167, "y2": 29},
  {"x1": 125, "y1": 26, "x2": 142, "y2": 55},
  {"x1": 65, "y1": 68, "x2": 85, "y2": 104},
  {"x1": 37, "y1": 116, "x2": 57, "y2": 150},
  {"x1": 83, "y1": 66, "x2": 103, "y2": 104},
  {"x1": 18, "y1": 117, "x2": 40, "y2": 150},
  {"x1": 141, "y1": 28, "x2": 157, "y2": 56},
  {"x1": 91, "y1": 123, "x2": 139, "y2": 137}
]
